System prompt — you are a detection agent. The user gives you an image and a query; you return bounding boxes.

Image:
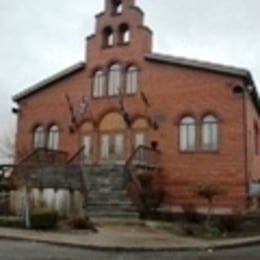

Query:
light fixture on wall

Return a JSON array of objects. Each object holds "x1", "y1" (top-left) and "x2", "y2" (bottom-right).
[
  {"x1": 11, "y1": 107, "x2": 20, "y2": 114},
  {"x1": 232, "y1": 85, "x2": 244, "y2": 94}
]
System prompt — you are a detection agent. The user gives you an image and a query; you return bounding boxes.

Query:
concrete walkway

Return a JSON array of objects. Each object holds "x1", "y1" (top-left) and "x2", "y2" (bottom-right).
[{"x1": 0, "y1": 221, "x2": 260, "y2": 251}]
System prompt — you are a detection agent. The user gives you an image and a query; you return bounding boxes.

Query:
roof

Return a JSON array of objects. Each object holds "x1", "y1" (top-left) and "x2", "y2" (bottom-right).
[
  {"x1": 145, "y1": 52, "x2": 252, "y2": 80},
  {"x1": 13, "y1": 62, "x2": 85, "y2": 102},
  {"x1": 145, "y1": 52, "x2": 260, "y2": 113}
]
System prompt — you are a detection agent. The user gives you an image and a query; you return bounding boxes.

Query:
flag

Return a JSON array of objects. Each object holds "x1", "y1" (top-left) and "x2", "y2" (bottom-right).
[
  {"x1": 76, "y1": 95, "x2": 89, "y2": 126},
  {"x1": 118, "y1": 88, "x2": 131, "y2": 126},
  {"x1": 65, "y1": 94, "x2": 77, "y2": 133},
  {"x1": 150, "y1": 116, "x2": 159, "y2": 130},
  {"x1": 140, "y1": 89, "x2": 150, "y2": 108}
]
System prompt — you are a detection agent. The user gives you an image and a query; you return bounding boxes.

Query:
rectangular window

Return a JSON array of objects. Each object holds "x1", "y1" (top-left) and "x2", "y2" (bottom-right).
[
  {"x1": 100, "y1": 133, "x2": 124, "y2": 161},
  {"x1": 82, "y1": 135, "x2": 92, "y2": 163},
  {"x1": 101, "y1": 134, "x2": 109, "y2": 160},
  {"x1": 202, "y1": 123, "x2": 218, "y2": 150},
  {"x1": 134, "y1": 132, "x2": 145, "y2": 161},
  {"x1": 93, "y1": 71, "x2": 104, "y2": 98},
  {"x1": 180, "y1": 124, "x2": 196, "y2": 151},
  {"x1": 114, "y1": 134, "x2": 124, "y2": 159}
]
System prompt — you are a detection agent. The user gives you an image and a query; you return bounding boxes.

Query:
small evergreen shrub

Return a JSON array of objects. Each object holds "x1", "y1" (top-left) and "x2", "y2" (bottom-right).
[
  {"x1": 30, "y1": 207, "x2": 58, "y2": 230},
  {"x1": 0, "y1": 217, "x2": 24, "y2": 228}
]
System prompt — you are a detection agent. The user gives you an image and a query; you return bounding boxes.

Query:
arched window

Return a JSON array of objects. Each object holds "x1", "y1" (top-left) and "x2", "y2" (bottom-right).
[
  {"x1": 179, "y1": 116, "x2": 196, "y2": 151},
  {"x1": 93, "y1": 70, "x2": 104, "y2": 97},
  {"x1": 112, "y1": 0, "x2": 123, "y2": 14},
  {"x1": 202, "y1": 115, "x2": 218, "y2": 151},
  {"x1": 47, "y1": 125, "x2": 59, "y2": 150},
  {"x1": 103, "y1": 27, "x2": 114, "y2": 47},
  {"x1": 108, "y1": 63, "x2": 121, "y2": 96},
  {"x1": 119, "y1": 23, "x2": 130, "y2": 44},
  {"x1": 33, "y1": 125, "x2": 45, "y2": 149},
  {"x1": 126, "y1": 66, "x2": 138, "y2": 94}
]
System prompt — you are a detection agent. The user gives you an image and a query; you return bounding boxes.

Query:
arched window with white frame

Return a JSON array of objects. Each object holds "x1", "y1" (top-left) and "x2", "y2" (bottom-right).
[
  {"x1": 108, "y1": 63, "x2": 121, "y2": 96},
  {"x1": 179, "y1": 116, "x2": 196, "y2": 151},
  {"x1": 47, "y1": 125, "x2": 59, "y2": 150},
  {"x1": 126, "y1": 66, "x2": 138, "y2": 94},
  {"x1": 201, "y1": 115, "x2": 218, "y2": 151},
  {"x1": 33, "y1": 125, "x2": 45, "y2": 149},
  {"x1": 93, "y1": 70, "x2": 104, "y2": 97}
]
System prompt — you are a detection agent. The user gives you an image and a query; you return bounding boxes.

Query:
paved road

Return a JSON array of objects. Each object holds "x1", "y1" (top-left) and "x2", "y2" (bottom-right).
[{"x1": 0, "y1": 239, "x2": 260, "y2": 259}]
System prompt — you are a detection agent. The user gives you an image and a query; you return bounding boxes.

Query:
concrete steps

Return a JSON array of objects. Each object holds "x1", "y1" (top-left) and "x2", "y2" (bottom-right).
[{"x1": 84, "y1": 165, "x2": 138, "y2": 218}]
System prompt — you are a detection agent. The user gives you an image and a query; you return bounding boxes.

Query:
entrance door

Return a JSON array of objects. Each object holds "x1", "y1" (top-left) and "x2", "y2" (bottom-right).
[{"x1": 101, "y1": 133, "x2": 124, "y2": 161}]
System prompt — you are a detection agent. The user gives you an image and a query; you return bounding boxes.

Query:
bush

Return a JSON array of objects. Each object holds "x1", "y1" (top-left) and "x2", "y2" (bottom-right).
[
  {"x1": 67, "y1": 215, "x2": 98, "y2": 232},
  {"x1": 0, "y1": 217, "x2": 24, "y2": 228},
  {"x1": 182, "y1": 204, "x2": 202, "y2": 223},
  {"x1": 218, "y1": 214, "x2": 242, "y2": 232},
  {"x1": 30, "y1": 207, "x2": 58, "y2": 230}
]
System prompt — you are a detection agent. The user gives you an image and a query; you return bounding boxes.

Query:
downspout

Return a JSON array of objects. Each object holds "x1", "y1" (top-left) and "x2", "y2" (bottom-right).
[
  {"x1": 233, "y1": 84, "x2": 249, "y2": 207},
  {"x1": 242, "y1": 86, "x2": 249, "y2": 199}
]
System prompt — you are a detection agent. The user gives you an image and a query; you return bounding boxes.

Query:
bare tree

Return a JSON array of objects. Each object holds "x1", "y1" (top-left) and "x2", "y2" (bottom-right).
[{"x1": 0, "y1": 122, "x2": 16, "y2": 164}]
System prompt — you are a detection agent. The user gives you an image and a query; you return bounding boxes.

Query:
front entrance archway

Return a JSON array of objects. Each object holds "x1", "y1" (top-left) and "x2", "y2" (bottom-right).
[{"x1": 99, "y1": 112, "x2": 127, "y2": 163}]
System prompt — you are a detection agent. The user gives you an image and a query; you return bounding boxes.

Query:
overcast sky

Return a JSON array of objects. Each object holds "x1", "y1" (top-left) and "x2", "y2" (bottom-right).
[{"x1": 0, "y1": 0, "x2": 259, "y2": 162}]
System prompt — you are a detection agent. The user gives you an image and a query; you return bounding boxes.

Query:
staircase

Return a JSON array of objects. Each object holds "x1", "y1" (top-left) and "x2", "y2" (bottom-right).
[{"x1": 83, "y1": 165, "x2": 138, "y2": 218}]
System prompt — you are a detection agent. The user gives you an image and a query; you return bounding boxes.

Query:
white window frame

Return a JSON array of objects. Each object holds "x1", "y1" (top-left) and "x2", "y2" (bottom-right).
[
  {"x1": 108, "y1": 64, "x2": 121, "y2": 96},
  {"x1": 100, "y1": 133, "x2": 124, "y2": 161},
  {"x1": 47, "y1": 125, "x2": 59, "y2": 150},
  {"x1": 101, "y1": 134, "x2": 110, "y2": 160},
  {"x1": 33, "y1": 125, "x2": 45, "y2": 149},
  {"x1": 126, "y1": 66, "x2": 138, "y2": 94},
  {"x1": 179, "y1": 116, "x2": 196, "y2": 151},
  {"x1": 82, "y1": 134, "x2": 92, "y2": 163},
  {"x1": 93, "y1": 70, "x2": 104, "y2": 97},
  {"x1": 202, "y1": 115, "x2": 218, "y2": 151}
]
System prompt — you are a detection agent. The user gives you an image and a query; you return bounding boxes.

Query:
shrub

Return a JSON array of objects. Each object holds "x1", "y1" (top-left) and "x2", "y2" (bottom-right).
[
  {"x1": 67, "y1": 215, "x2": 98, "y2": 232},
  {"x1": 0, "y1": 217, "x2": 24, "y2": 228},
  {"x1": 218, "y1": 214, "x2": 242, "y2": 232},
  {"x1": 194, "y1": 182, "x2": 224, "y2": 228},
  {"x1": 30, "y1": 207, "x2": 58, "y2": 230},
  {"x1": 182, "y1": 204, "x2": 202, "y2": 223}
]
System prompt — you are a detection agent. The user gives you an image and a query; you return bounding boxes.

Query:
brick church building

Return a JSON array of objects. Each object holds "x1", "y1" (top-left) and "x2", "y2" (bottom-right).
[{"x1": 11, "y1": 0, "x2": 260, "y2": 216}]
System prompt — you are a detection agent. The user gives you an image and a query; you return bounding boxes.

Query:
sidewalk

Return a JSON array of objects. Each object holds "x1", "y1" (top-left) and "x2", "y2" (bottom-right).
[{"x1": 0, "y1": 221, "x2": 260, "y2": 251}]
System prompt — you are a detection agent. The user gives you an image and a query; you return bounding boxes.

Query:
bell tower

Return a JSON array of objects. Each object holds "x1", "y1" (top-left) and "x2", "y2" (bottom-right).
[{"x1": 86, "y1": 0, "x2": 153, "y2": 68}]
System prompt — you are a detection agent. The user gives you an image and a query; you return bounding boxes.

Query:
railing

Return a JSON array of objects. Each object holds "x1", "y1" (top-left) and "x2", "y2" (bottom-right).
[
  {"x1": 0, "y1": 164, "x2": 15, "y2": 189},
  {"x1": 124, "y1": 145, "x2": 162, "y2": 216},
  {"x1": 124, "y1": 145, "x2": 160, "y2": 191},
  {"x1": 17, "y1": 148, "x2": 68, "y2": 166},
  {"x1": 67, "y1": 146, "x2": 85, "y2": 165},
  {"x1": 66, "y1": 146, "x2": 89, "y2": 208}
]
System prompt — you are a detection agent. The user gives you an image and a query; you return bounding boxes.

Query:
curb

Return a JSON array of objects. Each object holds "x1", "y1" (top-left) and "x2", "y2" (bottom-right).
[{"x1": 1, "y1": 232, "x2": 260, "y2": 252}]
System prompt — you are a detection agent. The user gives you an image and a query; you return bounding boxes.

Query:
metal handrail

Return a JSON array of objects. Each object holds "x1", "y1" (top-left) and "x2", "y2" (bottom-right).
[
  {"x1": 124, "y1": 145, "x2": 160, "y2": 192},
  {"x1": 16, "y1": 148, "x2": 68, "y2": 166},
  {"x1": 67, "y1": 146, "x2": 85, "y2": 165}
]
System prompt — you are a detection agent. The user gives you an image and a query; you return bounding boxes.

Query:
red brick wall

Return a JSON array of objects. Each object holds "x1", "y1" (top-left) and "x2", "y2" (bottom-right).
[
  {"x1": 15, "y1": 70, "x2": 88, "y2": 160},
  {"x1": 14, "y1": 0, "x2": 258, "y2": 213},
  {"x1": 140, "y1": 61, "x2": 248, "y2": 213},
  {"x1": 245, "y1": 92, "x2": 260, "y2": 182}
]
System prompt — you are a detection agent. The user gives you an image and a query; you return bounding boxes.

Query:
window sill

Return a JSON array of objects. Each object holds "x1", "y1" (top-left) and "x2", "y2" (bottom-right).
[
  {"x1": 98, "y1": 160, "x2": 125, "y2": 165},
  {"x1": 91, "y1": 93, "x2": 137, "y2": 100},
  {"x1": 179, "y1": 149, "x2": 219, "y2": 154},
  {"x1": 102, "y1": 45, "x2": 113, "y2": 49},
  {"x1": 117, "y1": 42, "x2": 130, "y2": 47}
]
